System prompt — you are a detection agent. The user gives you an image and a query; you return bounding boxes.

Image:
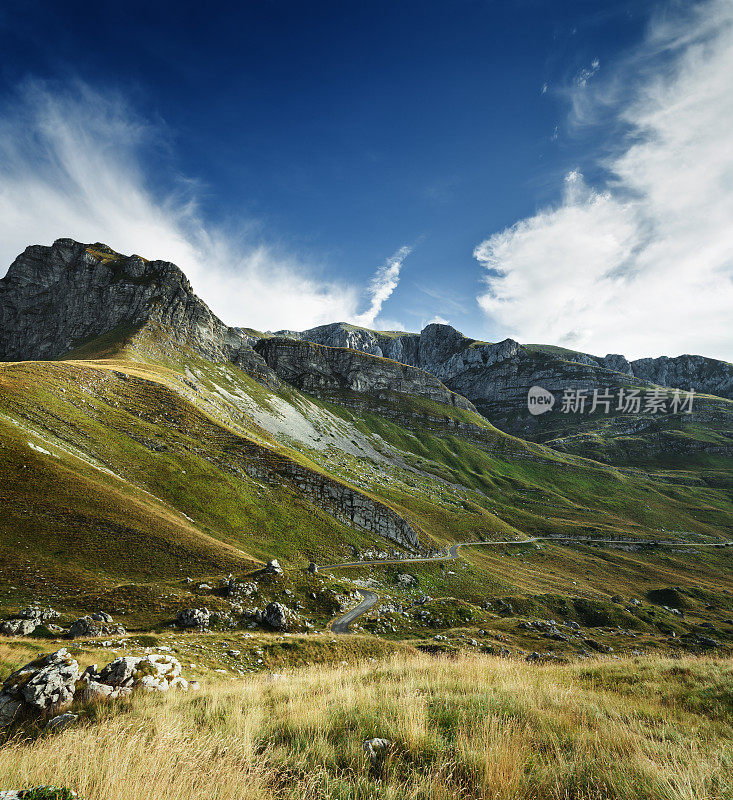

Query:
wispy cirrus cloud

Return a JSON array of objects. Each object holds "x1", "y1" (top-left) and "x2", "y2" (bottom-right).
[
  {"x1": 575, "y1": 58, "x2": 600, "y2": 87},
  {"x1": 352, "y1": 246, "x2": 411, "y2": 328},
  {"x1": 0, "y1": 79, "x2": 407, "y2": 332},
  {"x1": 475, "y1": 0, "x2": 733, "y2": 361}
]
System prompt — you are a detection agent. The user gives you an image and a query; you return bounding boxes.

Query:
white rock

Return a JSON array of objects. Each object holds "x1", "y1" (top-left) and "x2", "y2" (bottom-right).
[
  {"x1": 363, "y1": 738, "x2": 392, "y2": 763},
  {"x1": 48, "y1": 712, "x2": 78, "y2": 731}
]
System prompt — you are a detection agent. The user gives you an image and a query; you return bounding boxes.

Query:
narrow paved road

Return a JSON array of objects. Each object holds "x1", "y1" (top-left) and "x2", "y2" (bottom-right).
[
  {"x1": 326, "y1": 535, "x2": 731, "y2": 633},
  {"x1": 324, "y1": 535, "x2": 731, "y2": 570},
  {"x1": 331, "y1": 589, "x2": 379, "y2": 633}
]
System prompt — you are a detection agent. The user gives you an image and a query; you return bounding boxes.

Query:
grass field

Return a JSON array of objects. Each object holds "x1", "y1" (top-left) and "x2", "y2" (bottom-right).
[{"x1": 1, "y1": 651, "x2": 730, "y2": 800}]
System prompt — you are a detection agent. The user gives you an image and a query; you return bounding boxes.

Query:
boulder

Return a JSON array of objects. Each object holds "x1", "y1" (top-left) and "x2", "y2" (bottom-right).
[
  {"x1": 0, "y1": 649, "x2": 80, "y2": 726},
  {"x1": 177, "y1": 608, "x2": 211, "y2": 628},
  {"x1": 77, "y1": 680, "x2": 118, "y2": 703},
  {"x1": 583, "y1": 638, "x2": 614, "y2": 654},
  {"x1": 265, "y1": 559, "x2": 284, "y2": 576},
  {"x1": 47, "y1": 712, "x2": 78, "y2": 732},
  {"x1": 99, "y1": 654, "x2": 187, "y2": 692},
  {"x1": 67, "y1": 616, "x2": 101, "y2": 638},
  {"x1": 20, "y1": 653, "x2": 80, "y2": 712},
  {"x1": 263, "y1": 602, "x2": 292, "y2": 631},
  {"x1": 67, "y1": 615, "x2": 125, "y2": 639},
  {"x1": 307, "y1": 562, "x2": 318, "y2": 574},
  {"x1": 0, "y1": 619, "x2": 38, "y2": 637},
  {"x1": 363, "y1": 737, "x2": 392, "y2": 764}
]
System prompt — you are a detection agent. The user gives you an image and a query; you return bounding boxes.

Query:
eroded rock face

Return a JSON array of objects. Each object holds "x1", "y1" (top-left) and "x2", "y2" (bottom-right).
[
  {"x1": 0, "y1": 239, "x2": 276, "y2": 386},
  {"x1": 239, "y1": 444, "x2": 421, "y2": 549},
  {"x1": 254, "y1": 337, "x2": 476, "y2": 412},
  {"x1": 284, "y1": 322, "x2": 732, "y2": 399},
  {"x1": 279, "y1": 322, "x2": 733, "y2": 436}
]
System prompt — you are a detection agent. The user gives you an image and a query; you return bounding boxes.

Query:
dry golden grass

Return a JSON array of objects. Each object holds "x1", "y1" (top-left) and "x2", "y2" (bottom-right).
[{"x1": 1, "y1": 652, "x2": 730, "y2": 799}]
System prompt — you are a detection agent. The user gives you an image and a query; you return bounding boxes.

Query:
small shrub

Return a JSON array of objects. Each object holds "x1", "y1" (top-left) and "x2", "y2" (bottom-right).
[{"x1": 22, "y1": 788, "x2": 76, "y2": 800}]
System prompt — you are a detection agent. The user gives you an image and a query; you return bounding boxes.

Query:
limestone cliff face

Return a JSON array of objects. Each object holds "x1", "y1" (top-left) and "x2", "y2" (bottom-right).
[
  {"x1": 284, "y1": 322, "x2": 732, "y2": 398},
  {"x1": 254, "y1": 337, "x2": 477, "y2": 412},
  {"x1": 239, "y1": 439, "x2": 421, "y2": 549},
  {"x1": 0, "y1": 239, "x2": 275, "y2": 384},
  {"x1": 280, "y1": 322, "x2": 732, "y2": 436},
  {"x1": 601, "y1": 353, "x2": 733, "y2": 399}
]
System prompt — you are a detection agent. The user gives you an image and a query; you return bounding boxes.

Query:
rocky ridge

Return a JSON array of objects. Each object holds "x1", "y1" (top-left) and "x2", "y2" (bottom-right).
[
  {"x1": 2, "y1": 240, "x2": 729, "y2": 452},
  {"x1": 0, "y1": 239, "x2": 274, "y2": 384},
  {"x1": 279, "y1": 322, "x2": 733, "y2": 401},
  {"x1": 274, "y1": 322, "x2": 733, "y2": 438},
  {"x1": 254, "y1": 337, "x2": 477, "y2": 412}
]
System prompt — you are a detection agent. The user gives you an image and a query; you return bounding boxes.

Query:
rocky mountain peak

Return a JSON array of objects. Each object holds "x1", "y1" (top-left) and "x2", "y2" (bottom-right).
[
  {"x1": 0, "y1": 239, "x2": 276, "y2": 384},
  {"x1": 417, "y1": 323, "x2": 468, "y2": 364}
]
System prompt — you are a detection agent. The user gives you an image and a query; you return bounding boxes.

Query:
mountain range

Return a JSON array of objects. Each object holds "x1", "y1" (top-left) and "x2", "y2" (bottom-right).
[{"x1": 0, "y1": 238, "x2": 730, "y2": 658}]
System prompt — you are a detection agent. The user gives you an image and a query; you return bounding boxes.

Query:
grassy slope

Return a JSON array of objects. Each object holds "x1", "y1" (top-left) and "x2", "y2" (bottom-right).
[{"x1": 0, "y1": 324, "x2": 731, "y2": 632}]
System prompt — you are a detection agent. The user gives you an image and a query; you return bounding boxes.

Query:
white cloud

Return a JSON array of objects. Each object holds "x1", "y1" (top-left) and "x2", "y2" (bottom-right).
[
  {"x1": 475, "y1": 0, "x2": 733, "y2": 361},
  {"x1": 426, "y1": 315, "x2": 450, "y2": 326},
  {"x1": 371, "y1": 318, "x2": 407, "y2": 333},
  {"x1": 352, "y1": 246, "x2": 411, "y2": 327},
  {"x1": 576, "y1": 58, "x2": 600, "y2": 87},
  {"x1": 0, "y1": 79, "x2": 406, "y2": 332}
]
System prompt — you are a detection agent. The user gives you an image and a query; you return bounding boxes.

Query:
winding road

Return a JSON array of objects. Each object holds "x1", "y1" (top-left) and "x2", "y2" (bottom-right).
[
  {"x1": 331, "y1": 590, "x2": 379, "y2": 633},
  {"x1": 327, "y1": 536, "x2": 732, "y2": 633}
]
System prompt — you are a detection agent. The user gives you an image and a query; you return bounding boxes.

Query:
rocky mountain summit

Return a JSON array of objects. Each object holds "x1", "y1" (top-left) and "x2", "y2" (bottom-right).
[{"x1": 0, "y1": 238, "x2": 273, "y2": 382}]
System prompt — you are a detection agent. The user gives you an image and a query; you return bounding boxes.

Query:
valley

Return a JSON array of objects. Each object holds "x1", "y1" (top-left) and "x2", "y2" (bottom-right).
[{"x1": 0, "y1": 239, "x2": 731, "y2": 799}]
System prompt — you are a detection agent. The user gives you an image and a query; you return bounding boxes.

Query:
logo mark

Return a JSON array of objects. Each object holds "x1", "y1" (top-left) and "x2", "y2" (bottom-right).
[{"x1": 527, "y1": 385, "x2": 555, "y2": 415}]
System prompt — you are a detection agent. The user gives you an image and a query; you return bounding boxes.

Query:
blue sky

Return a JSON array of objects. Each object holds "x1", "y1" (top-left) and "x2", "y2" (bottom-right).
[{"x1": 0, "y1": 0, "x2": 731, "y2": 359}]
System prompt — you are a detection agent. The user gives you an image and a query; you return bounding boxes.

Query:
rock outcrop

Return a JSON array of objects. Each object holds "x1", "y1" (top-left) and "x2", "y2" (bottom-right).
[
  {"x1": 177, "y1": 608, "x2": 212, "y2": 629},
  {"x1": 254, "y1": 337, "x2": 476, "y2": 412},
  {"x1": 0, "y1": 606, "x2": 59, "y2": 637},
  {"x1": 0, "y1": 239, "x2": 276, "y2": 386},
  {"x1": 0, "y1": 649, "x2": 191, "y2": 727},
  {"x1": 238, "y1": 438, "x2": 421, "y2": 549},
  {"x1": 67, "y1": 614, "x2": 126, "y2": 639}
]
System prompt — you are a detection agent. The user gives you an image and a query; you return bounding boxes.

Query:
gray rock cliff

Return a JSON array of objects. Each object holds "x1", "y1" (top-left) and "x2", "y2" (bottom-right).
[
  {"x1": 0, "y1": 239, "x2": 275, "y2": 384},
  {"x1": 254, "y1": 336, "x2": 477, "y2": 412},
  {"x1": 277, "y1": 322, "x2": 732, "y2": 437}
]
